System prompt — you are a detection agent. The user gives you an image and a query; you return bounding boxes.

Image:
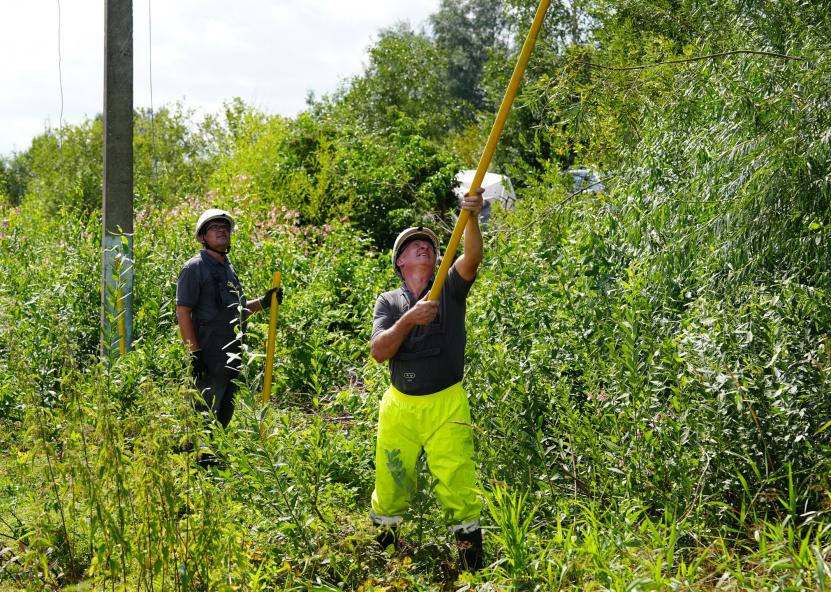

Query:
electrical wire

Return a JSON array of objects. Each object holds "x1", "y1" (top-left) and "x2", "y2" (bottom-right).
[
  {"x1": 148, "y1": 0, "x2": 159, "y2": 195},
  {"x1": 56, "y1": 0, "x2": 64, "y2": 151}
]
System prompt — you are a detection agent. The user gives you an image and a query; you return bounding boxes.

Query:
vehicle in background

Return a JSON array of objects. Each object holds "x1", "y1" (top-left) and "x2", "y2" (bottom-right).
[
  {"x1": 566, "y1": 166, "x2": 605, "y2": 194},
  {"x1": 453, "y1": 170, "x2": 515, "y2": 225}
]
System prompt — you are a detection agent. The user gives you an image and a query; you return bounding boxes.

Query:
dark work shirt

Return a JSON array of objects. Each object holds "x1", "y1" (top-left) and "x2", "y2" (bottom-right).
[
  {"x1": 176, "y1": 250, "x2": 246, "y2": 351},
  {"x1": 372, "y1": 265, "x2": 474, "y2": 395}
]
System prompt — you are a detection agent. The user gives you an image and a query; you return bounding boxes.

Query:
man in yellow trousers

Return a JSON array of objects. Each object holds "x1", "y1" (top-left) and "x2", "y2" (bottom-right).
[{"x1": 369, "y1": 188, "x2": 485, "y2": 572}]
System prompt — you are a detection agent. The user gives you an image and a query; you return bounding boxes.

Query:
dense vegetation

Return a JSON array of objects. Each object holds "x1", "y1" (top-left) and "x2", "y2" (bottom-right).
[{"x1": 1, "y1": 0, "x2": 829, "y2": 589}]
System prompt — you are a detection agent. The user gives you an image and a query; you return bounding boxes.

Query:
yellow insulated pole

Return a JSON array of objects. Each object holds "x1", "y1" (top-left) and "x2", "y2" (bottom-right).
[
  {"x1": 260, "y1": 271, "x2": 282, "y2": 405},
  {"x1": 428, "y1": 0, "x2": 550, "y2": 301}
]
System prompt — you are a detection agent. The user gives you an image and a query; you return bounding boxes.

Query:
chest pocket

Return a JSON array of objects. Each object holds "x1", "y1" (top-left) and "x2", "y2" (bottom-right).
[
  {"x1": 394, "y1": 289, "x2": 445, "y2": 361},
  {"x1": 206, "y1": 262, "x2": 245, "y2": 311}
]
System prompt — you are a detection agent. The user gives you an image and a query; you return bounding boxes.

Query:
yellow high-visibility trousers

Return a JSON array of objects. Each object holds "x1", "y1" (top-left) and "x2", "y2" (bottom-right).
[{"x1": 371, "y1": 382, "x2": 481, "y2": 532}]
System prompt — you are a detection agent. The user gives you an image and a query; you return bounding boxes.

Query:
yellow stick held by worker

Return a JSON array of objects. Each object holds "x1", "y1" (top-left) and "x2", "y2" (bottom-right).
[
  {"x1": 429, "y1": 0, "x2": 551, "y2": 301},
  {"x1": 260, "y1": 271, "x2": 282, "y2": 406}
]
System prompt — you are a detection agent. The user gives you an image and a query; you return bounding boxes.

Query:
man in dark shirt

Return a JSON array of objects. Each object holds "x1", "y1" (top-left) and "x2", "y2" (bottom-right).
[
  {"x1": 176, "y1": 208, "x2": 278, "y2": 438},
  {"x1": 369, "y1": 189, "x2": 484, "y2": 571}
]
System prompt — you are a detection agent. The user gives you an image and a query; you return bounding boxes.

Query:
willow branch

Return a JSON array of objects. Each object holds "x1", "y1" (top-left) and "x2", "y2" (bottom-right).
[{"x1": 582, "y1": 49, "x2": 809, "y2": 72}]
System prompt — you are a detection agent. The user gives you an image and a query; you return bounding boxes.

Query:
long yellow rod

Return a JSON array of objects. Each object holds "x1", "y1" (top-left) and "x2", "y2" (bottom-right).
[
  {"x1": 260, "y1": 271, "x2": 282, "y2": 405},
  {"x1": 428, "y1": 0, "x2": 551, "y2": 301}
]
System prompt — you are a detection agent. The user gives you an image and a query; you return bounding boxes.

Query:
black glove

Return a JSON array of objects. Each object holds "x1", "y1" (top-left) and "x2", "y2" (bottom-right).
[
  {"x1": 260, "y1": 286, "x2": 283, "y2": 309},
  {"x1": 190, "y1": 349, "x2": 209, "y2": 379}
]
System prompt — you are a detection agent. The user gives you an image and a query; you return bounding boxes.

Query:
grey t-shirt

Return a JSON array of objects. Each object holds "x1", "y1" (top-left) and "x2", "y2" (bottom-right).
[{"x1": 372, "y1": 264, "x2": 474, "y2": 396}]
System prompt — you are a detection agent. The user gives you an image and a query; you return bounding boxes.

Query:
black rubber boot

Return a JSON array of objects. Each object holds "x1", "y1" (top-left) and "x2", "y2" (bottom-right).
[
  {"x1": 456, "y1": 528, "x2": 484, "y2": 572},
  {"x1": 375, "y1": 526, "x2": 398, "y2": 553},
  {"x1": 195, "y1": 451, "x2": 218, "y2": 469}
]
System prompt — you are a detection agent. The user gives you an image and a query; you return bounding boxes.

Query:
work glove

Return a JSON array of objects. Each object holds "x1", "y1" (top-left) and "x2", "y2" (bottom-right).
[
  {"x1": 190, "y1": 349, "x2": 209, "y2": 380},
  {"x1": 259, "y1": 286, "x2": 283, "y2": 309}
]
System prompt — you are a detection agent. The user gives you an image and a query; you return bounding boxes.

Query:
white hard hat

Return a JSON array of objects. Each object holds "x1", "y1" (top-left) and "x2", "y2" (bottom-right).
[
  {"x1": 195, "y1": 208, "x2": 234, "y2": 239},
  {"x1": 391, "y1": 227, "x2": 440, "y2": 277}
]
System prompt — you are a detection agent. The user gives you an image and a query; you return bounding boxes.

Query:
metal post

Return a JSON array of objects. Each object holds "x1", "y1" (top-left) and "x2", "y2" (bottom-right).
[{"x1": 102, "y1": 0, "x2": 134, "y2": 358}]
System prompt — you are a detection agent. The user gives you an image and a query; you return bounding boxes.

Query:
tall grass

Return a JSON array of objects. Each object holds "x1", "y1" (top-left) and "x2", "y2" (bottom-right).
[{"x1": 0, "y1": 177, "x2": 828, "y2": 589}]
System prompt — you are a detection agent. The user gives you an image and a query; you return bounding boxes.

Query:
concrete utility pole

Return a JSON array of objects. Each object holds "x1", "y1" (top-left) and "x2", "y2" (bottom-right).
[{"x1": 101, "y1": 0, "x2": 134, "y2": 358}]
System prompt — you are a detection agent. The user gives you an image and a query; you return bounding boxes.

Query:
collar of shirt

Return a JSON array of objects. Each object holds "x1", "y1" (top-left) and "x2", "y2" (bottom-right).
[
  {"x1": 200, "y1": 249, "x2": 230, "y2": 267},
  {"x1": 400, "y1": 278, "x2": 434, "y2": 304}
]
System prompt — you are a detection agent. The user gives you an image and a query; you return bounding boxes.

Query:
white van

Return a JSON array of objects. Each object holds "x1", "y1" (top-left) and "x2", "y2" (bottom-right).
[{"x1": 453, "y1": 170, "x2": 515, "y2": 224}]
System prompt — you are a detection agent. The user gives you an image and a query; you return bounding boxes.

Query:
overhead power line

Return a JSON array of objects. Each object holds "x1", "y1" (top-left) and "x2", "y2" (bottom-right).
[{"x1": 57, "y1": 0, "x2": 64, "y2": 148}]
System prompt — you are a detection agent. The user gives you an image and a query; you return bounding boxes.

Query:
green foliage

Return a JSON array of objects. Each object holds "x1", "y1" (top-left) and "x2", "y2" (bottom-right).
[
  {"x1": 22, "y1": 118, "x2": 104, "y2": 214},
  {"x1": 210, "y1": 104, "x2": 459, "y2": 246},
  {"x1": 134, "y1": 103, "x2": 222, "y2": 209},
  {"x1": 430, "y1": 0, "x2": 508, "y2": 113},
  {"x1": 2, "y1": 0, "x2": 831, "y2": 589},
  {"x1": 7, "y1": 102, "x2": 222, "y2": 215},
  {"x1": 483, "y1": 484, "x2": 538, "y2": 583},
  {"x1": 328, "y1": 23, "x2": 467, "y2": 139},
  {"x1": 0, "y1": 151, "x2": 33, "y2": 205}
]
